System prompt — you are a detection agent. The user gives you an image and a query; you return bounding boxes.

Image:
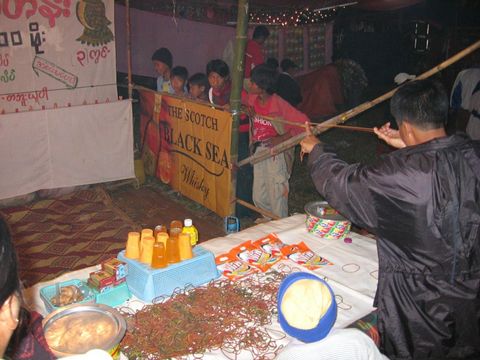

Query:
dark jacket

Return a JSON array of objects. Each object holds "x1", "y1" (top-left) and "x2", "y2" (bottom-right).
[{"x1": 308, "y1": 134, "x2": 480, "y2": 359}]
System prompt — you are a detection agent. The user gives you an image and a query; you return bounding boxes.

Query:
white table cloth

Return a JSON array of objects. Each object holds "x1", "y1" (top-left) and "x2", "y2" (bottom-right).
[{"x1": 24, "y1": 214, "x2": 379, "y2": 358}]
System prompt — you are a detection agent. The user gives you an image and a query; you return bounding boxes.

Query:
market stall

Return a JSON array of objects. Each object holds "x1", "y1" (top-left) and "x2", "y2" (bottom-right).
[{"x1": 24, "y1": 214, "x2": 378, "y2": 359}]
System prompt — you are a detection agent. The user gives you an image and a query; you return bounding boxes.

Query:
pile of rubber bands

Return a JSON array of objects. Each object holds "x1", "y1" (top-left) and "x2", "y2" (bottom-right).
[{"x1": 120, "y1": 268, "x2": 292, "y2": 359}]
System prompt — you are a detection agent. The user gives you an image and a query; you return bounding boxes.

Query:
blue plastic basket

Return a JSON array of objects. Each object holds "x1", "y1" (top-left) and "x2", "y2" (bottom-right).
[
  {"x1": 117, "y1": 245, "x2": 220, "y2": 302},
  {"x1": 40, "y1": 279, "x2": 96, "y2": 313},
  {"x1": 94, "y1": 282, "x2": 131, "y2": 307}
]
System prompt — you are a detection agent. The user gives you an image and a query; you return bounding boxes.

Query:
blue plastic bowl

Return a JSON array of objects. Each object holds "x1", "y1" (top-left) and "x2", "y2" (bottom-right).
[{"x1": 277, "y1": 272, "x2": 337, "y2": 343}]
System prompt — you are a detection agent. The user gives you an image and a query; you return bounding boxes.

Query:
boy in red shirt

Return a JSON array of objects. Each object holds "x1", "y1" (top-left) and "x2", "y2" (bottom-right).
[
  {"x1": 243, "y1": 64, "x2": 309, "y2": 219},
  {"x1": 245, "y1": 26, "x2": 269, "y2": 79}
]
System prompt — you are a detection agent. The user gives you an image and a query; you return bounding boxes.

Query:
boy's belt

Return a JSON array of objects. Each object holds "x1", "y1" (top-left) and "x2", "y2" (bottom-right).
[
  {"x1": 252, "y1": 139, "x2": 271, "y2": 148},
  {"x1": 239, "y1": 123, "x2": 249, "y2": 133}
]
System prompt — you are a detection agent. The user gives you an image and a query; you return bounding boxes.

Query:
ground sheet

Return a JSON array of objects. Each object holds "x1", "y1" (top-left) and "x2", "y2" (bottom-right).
[{"x1": 1, "y1": 187, "x2": 138, "y2": 286}]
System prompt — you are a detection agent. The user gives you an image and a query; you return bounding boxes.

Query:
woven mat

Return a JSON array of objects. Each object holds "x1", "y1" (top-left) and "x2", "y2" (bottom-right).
[{"x1": 0, "y1": 187, "x2": 138, "y2": 286}]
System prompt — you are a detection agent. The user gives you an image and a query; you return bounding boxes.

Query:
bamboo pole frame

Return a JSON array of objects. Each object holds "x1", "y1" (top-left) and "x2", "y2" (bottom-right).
[
  {"x1": 228, "y1": 0, "x2": 249, "y2": 216},
  {"x1": 126, "y1": 0, "x2": 133, "y2": 100},
  {"x1": 237, "y1": 38, "x2": 480, "y2": 168}
]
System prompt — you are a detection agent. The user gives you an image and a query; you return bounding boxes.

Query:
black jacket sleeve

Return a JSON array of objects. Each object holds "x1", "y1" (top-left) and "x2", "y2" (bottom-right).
[{"x1": 307, "y1": 143, "x2": 380, "y2": 232}]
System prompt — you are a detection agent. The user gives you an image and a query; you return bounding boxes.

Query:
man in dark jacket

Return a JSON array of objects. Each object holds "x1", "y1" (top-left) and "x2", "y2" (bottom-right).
[
  {"x1": 300, "y1": 79, "x2": 480, "y2": 359},
  {"x1": 276, "y1": 59, "x2": 303, "y2": 108}
]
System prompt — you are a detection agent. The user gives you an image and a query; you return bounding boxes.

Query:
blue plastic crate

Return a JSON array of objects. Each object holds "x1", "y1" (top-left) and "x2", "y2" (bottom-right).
[
  {"x1": 117, "y1": 245, "x2": 220, "y2": 302},
  {"x1": 94, "y1": 282, "x2": 131, "y2": 307},
  {"x1": 40, "y1": 279, "x2": 96, "y2": 313}
]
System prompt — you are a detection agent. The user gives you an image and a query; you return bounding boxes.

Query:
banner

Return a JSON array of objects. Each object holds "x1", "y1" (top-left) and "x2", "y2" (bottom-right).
[
  {"x1": 0, "y1": 0, "x2": 117, "y2": 113},
  {"x1": 0, "y1": 100, "x2": 134, "y2": 200},
  {"x1": 139, "y1": 90, "x2": 232, "y2": 217}
]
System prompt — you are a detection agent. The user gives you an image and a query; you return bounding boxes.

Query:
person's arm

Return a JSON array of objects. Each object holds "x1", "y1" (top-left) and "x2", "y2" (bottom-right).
[
  {"x1": 306, "y1": 142, "x2": 379, "y2": 232},
  {"x1": 301, "y1": 124, "x2": 378, "y2": 231}
]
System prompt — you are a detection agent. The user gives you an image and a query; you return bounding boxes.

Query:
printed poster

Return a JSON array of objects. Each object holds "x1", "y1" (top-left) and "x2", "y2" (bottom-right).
[
  {"x1": 0, "y1": 0, "x2": 117, "y2": 113},
  {"x1": 139, "y1": 90, "x2": 233, "y2": 217}
]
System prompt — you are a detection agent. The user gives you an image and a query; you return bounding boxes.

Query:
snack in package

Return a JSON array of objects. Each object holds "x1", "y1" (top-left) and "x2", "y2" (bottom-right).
[
  {"x1": 252, "y1": 233, "x2": 286, "y2": 258},
  {"x1": 102, "y1": 258, "x2": 128, "y2": 281},
  {"x1": 215, "y1": 252, "x2": 259, "y2": 281},
  {"x1": 232, "y1": 240, "x2": 282, "y2": 272},
  {"x1": 281, "y1": 241, "x2": 333, "y2": 270}
]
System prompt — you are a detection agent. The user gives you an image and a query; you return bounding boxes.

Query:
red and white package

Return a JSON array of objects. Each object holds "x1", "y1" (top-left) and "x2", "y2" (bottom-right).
[
  {"x1": 251, "y1": 233, "x2": 286, "y2": 258},
  {"x1": 215, "y1": 251, "x2": 259, "y2": 281},
  {"x1": 281, "y1": 241, "x2": 333, "y2": 270},
  {"x1": 231, "y1": 240, "x2": 282, "y2": 272}
]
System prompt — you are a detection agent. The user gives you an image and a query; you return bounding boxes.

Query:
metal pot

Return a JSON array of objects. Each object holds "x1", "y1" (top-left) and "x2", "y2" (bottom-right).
[{"x1": 42, "y1": 303, "x2": 126, "y2": 359}]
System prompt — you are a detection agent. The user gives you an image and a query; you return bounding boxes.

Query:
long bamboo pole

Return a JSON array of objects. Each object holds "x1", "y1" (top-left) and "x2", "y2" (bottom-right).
[
  {"x1": 126, "y1": 0, "x2": 133, "y2": 100},
  {"x1": 228, "y1": 0, "x2": 249, "y2": 216},
  {"x1": 237, "y1": 39, "x2": 480, "y2": 167}
]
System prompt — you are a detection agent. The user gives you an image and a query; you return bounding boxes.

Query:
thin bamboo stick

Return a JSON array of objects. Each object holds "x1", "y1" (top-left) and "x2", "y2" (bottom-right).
[
  {"x1": 235, "y1": 199, "x2": 280, "y2": 220},
  {"x1": 237, "y1": 38, "x2": 480, "y2": 167},
  {"x1": 129, "y1": 84, "x2": 227, "y2": 111},
  {"x1": 251, "y1": 114, "x2": 374, "y2": 132}
]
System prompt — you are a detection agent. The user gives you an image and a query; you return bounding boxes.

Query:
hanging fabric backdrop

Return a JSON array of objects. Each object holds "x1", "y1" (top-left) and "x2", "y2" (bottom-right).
[{"x1": 0, "y1": 0, "x2": 117, "y2": 113}]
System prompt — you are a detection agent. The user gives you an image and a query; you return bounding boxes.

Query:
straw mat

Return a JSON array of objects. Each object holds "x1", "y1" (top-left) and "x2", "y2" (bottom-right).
[{"x1": 0, "y1": 187, "x2": 138, "y2": 286}]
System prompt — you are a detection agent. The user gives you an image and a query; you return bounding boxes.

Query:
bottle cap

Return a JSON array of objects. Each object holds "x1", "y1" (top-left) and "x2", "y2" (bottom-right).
[{"x1": 184, "y1": 218, "x2": 193, "y2": 227}]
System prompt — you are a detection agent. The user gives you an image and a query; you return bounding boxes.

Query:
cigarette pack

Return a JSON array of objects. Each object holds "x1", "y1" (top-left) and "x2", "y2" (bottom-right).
[
  {"x1": 102, "y1": 258, "x2": 128, "y2": 281},
  {"x1": 89, "y1": 270, "x2": 115, "y2": 288}
]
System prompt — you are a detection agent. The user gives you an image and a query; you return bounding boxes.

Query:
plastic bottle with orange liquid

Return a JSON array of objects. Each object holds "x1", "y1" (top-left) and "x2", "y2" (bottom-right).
[
  {"x1": 166, "y1": 229, "x2": 180, "y2": 264},
  {"x1": 151, "y1": 242, "x2": 168, "y2": 268}
]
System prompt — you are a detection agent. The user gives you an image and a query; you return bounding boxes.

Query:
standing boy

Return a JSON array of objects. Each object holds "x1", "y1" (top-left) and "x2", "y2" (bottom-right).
[
  {"x1": 245, "y1": 26, "x2": 270, "y2": 79},
  {"x1": 243, "y1": 64, "x2": 309, "y2": 219}
]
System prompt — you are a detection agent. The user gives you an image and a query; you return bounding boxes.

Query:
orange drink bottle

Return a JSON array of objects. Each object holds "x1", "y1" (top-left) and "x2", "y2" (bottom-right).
[
  {"x1": 166, "y1": 229, "x2": 181, "y2": 264},
  {"x1": 151, "y1": 242, "x2": 168, "y2": 268},
  {"x1": 178, "y1": 233, "x2": 193, "y2": 260},
  {"x1": 170, "y1": 220, "x2": 183, "y2": 234}
]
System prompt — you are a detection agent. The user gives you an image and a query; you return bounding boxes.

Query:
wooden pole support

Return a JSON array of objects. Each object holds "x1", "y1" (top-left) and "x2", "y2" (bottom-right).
[
  {"x1": 126, "y1": 0, "x2": 133, "y2": 100},
  {"x1": 228, "y1": 0, "x2": 249, "y2": 216},
  {"x1": 235, "y1": 199, "x2": 281, "y2": 220}
]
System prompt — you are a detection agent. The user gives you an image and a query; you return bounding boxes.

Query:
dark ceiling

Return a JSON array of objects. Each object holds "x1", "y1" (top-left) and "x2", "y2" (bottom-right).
[
  {"x1": 115, "y1": 0, "x2": 428, "y2": 26},
  {"x1": 116, "y1": 0, "x2": 426, "y2": 12}
]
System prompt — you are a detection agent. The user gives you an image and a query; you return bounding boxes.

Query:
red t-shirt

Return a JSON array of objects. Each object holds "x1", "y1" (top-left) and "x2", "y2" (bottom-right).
[
  {"x1": 244, "y1": 40, "x2": 264, "y2": 78},
  {"x1": 243, "y1": 93, "x2": 309, "y2": 142}
]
